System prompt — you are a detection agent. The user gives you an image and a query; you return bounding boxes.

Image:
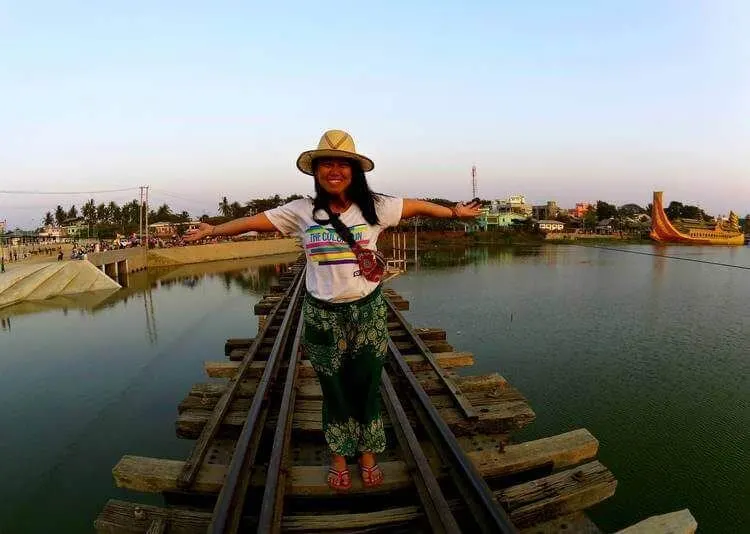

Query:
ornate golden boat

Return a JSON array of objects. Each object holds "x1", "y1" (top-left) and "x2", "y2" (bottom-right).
[{"x1": 650, "y1": 191, "x2": 745, "y2": 245}]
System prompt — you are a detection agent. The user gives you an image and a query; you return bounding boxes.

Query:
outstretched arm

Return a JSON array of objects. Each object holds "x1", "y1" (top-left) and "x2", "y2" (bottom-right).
[
  {"x1": 183, "y1": 213, "x2": 279, "y2": 242},
  {"x1": 401, "y1": 199, "x2": 481, "y2": 220}
]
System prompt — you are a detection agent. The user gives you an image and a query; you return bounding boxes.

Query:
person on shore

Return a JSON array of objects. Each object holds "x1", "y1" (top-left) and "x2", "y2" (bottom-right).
[{"x1": 184, "y1": 129, "x2": 480, "y2": 491}]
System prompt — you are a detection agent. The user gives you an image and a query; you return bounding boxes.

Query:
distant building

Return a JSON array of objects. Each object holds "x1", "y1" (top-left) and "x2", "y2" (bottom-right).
[
  {"x1": 596, "y1": 218, "x2": 614, "y2": 234},
  {"x1": 536, "y1": 220, "x2": 565, "y2": 232},
  {"x1": 61, "y1": 217, "x2": 87, "y2": 239},
  {"x1": 495, "y1": 195, "x2": 533, "y2": 217},
  {"x1": 38, "y1": 225, "x2": 63, "y2": 243},
  {"x1": 532, "y1": 200, "x2": 560, "y2": 221},
  {"x1": 573, "y1": 202, "x2": 592, "y2": 218},
  {"x1": 148, "y1": 221, "x2": 201, "y2": 238}
]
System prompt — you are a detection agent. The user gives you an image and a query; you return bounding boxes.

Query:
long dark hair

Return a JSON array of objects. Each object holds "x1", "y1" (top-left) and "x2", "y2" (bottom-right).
[{"x1": 312, "y1": 159, "x2": 380, "y2": 225}]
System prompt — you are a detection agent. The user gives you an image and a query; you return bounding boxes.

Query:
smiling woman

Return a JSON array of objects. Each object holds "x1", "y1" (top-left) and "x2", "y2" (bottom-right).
[{"x1": 183, "y1": 129, "x2": 481, "y2": 491}]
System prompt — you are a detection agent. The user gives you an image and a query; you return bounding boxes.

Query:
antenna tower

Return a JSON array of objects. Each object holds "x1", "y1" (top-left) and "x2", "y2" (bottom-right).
[{"x1": 471, "y1": 165, "x2": 477, "y2": 199}]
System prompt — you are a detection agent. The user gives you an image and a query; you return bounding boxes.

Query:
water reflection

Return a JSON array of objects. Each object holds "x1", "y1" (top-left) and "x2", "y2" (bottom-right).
[
  {"x1": 0, "y1": 253, "x2": 299, "y2": 325},
  {"x1": 417, "y1": 245, "x2": 542, "y2": 269}
]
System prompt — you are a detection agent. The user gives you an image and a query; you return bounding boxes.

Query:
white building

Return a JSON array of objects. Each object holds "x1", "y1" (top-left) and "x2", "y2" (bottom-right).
[
  {"x1": 537, "y1": 220, "x2": 565, "y2": 232},
  {"x1": 495, "y1": 195, "x2": 533, "y2": 217}
]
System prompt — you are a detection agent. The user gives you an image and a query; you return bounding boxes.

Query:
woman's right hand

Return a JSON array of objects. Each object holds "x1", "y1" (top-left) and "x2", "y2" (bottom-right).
[{"x1": 183, "y1": 223, "x2": 215, "y2": 243}]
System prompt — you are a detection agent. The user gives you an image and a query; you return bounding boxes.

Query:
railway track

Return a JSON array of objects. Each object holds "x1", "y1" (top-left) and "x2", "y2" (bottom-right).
[
  {"x1": 99, "y1": 255, "x2": 651, "y2": 533},
  {"x1": 205, "y1": 260, "x2": 517, "y2": 533}
]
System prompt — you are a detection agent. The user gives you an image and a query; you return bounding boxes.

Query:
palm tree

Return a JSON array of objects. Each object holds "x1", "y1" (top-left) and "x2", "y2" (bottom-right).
[
  {"x1": 108, "y1": 201, "x2": 121, "y2": 225},
  {"x1": 155, "y1": 203, "x2": 172, "y2": 222},
  {"x1": 230, "y1": 201, "x2": 244, "y2": 218},
  {"x1": 82, "y1": 200, "x2": 97, "y2": 237},
  {"x1": 44, "y1": 212, "x2": 54, "y2": 227},
  {"x1": 55, "y1": 205, "x2": 66, "y2": 226},
  {"x1": 67, "y1": 205, "x2": 78, "y2": 219},
  {"x1": 219, "y1": 196, "x2": 231, "y2": 217}
]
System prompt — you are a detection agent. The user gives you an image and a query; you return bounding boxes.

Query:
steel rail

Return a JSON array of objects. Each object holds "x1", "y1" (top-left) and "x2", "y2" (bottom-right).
[
  {"x1": 177, "y1": 264, "x2": 304, "y2": 489},
  {"x1": 380, "y1": 369, "x2": 462, "y2": 534},
  {"x1": 384, "y1": 298, "x2": 477, "y2": 419},
  {"x1": 208, "y1": 268, "x2": 306, "y2": 534},
  {"x1": 257, "y1": 290, "x2": 306, "y2": 534},
  {"x1": 387, "y1": 337, "x2": 519, "y2": 534}
]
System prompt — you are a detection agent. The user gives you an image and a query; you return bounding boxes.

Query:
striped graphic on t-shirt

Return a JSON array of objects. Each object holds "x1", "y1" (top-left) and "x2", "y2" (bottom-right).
[{"x1": 305, "y1": 224, "x2": 368, "y2": 265}]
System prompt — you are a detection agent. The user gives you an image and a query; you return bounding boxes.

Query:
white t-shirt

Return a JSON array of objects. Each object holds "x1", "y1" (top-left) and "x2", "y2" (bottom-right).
[{"x1": 265, "y1": 195, "x2": 403, "y2": 302}]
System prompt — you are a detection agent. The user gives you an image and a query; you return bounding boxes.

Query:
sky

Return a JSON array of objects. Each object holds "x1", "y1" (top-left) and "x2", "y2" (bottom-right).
[{"x1": 1, "y1": 1, "x2": 749, "y2": 228}]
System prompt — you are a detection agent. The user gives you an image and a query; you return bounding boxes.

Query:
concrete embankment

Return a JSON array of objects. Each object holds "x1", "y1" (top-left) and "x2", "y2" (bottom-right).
[
  {"x1": 0, "y1": 261, "x2": 121, "y2": 309},
  {"x1": 87, "y1": 238, "x2": 301, "y2": 273}
]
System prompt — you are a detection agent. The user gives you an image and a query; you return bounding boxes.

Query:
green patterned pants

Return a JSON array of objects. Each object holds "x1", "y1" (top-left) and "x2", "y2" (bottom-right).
[{"x1": 302, "y1": 287, "x2": 388, "y2": 457}]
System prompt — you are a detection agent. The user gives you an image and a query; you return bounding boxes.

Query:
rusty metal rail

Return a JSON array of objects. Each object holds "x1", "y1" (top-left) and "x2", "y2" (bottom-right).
[
  {"x1": 207, "y1": 265, "x2": 306, "y2": 534},
  {"x1": 203, "y1": 279, "x2": 517, "y2": 533},
  {"x1": 386, "y1": 333, "x2": 518, "y2": 534},
  {"x1": 384, "y1": 297, "x2": 477, "y2": 420}
]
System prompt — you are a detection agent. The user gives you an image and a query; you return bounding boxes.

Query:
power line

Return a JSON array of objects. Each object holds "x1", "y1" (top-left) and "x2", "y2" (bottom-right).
[
  {"x1": 0, "y1": 187, "x2": 138, "y2": 195},
  {"x1": 576, "y1": 243, "x2": 750, "y2": 271},
  {"x1": 150, "y1": 188, "x2": 214, "y2": 206}
]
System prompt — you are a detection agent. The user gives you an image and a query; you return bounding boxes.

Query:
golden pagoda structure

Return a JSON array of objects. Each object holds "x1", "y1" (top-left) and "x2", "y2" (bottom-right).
[{"x1": 650, "y1": 191, "x2": 745, "y2": 245}]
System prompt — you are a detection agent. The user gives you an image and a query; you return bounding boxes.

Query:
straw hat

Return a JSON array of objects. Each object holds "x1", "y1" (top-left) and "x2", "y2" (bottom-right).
[{"x1": 296, "y1": 129, "x2": 375, "y2": 176}]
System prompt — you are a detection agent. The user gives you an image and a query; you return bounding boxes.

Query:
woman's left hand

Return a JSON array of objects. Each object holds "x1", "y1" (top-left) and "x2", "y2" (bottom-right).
[{"x1": 453, "y1": 199, "x2": 483, "y2": 218}]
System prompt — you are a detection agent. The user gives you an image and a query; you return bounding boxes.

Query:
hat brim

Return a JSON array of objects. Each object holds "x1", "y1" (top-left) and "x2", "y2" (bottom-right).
[{"x1": 296, "y1": 149, "x2": 374, "y2": 176}]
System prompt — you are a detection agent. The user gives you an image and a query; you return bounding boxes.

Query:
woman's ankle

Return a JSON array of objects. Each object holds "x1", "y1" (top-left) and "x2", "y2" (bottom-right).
[{"x1": 330, "y1": 454, "x2": 347, "y2": 469}]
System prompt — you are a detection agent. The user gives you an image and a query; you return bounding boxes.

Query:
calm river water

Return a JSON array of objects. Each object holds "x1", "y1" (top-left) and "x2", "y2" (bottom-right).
[{"x1": 0, "y1": 245, "x2": 747, "y2": 533}]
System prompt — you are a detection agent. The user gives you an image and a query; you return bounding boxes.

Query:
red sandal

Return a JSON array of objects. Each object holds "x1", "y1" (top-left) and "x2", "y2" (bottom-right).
[
  {"x1": 358, "y1": 462, "x2": 384, "y2": 488},
  {"x1": 327, "y1": 466, "x2": 352, "y2": 492}
]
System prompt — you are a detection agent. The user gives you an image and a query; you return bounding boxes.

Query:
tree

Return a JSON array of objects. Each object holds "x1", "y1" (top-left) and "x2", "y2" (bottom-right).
[
  {"x1": 44, "y1": 212, "x2": 54, "y2": 226},
  {"x1": 96, "y1": 203, "x2": 108, "y2": 223},
  {"x1": 108, "y1": 201, "x2": 121, "y2": 225},
  {"x1": 665, "y1": 201, "x2": 683, "y2": 220},
  {"x1": 67, "y1": 205, "x2": 78, "y2": 219},
  {"x1": 618, "y1": 203, "x2": 645, "y2": 217},
  {"x1": 55, "y1": 205, "x2": 66, "y2": 226},
  {"x1": 82, "y1": 198, "x2": 96, "y2": 221},
  {"x1": 229, "y1": 201, "x2": 245, "y2": 218},
  {"x1": 596, "y1": 200, "x2": 617, "y2": 221},
  {"x1": 219, "y1": 196, "x2": 231, "y2": 217},
  {"x1": 154, "y1": 203, "x2": 173, "y2": 222},
  {"x1": 583, "y1": 206, "x2": 597, "y2": 231}
]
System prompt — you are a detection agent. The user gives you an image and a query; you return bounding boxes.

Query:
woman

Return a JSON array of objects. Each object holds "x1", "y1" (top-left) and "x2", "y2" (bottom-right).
[{"x1": 185, "y1": 129, "x2": 480, "y2": 491}]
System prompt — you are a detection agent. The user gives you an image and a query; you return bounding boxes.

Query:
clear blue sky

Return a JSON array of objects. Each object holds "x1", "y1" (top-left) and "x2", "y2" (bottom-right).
[{"x1": 1, "y1": 1, "x2": 748, "y2": 228}]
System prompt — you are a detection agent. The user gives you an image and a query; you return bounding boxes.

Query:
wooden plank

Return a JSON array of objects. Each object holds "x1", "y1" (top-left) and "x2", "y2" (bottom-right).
[
  {"x1": 107, "y1": 461, "x2": 614, "y2": 531},
  {"x1": 614, "y1": 510, "x2": 697, "y2": 534},
  {"x1": 204, "y1": 351, "x2": 475, "y2": 379},
  {"x1": 519, "y1": 512, "x2": 602, "y2": 534},
  {"x1": 225, "y1": 328, "x2": 446, "y2": 356},
  {"x1": 468, "y1": 429, "x2": 600, "y2": 478},
  {"x1": 495, "y1": 461, "x2": 616, "y2": 528},
  {"x1": 390, "y1": 327, "x2": 446, "y2": 341},
  {"x1": 176, "y1": 395, "x2": 534, "y2": 438},
  {"x1": 225, "y1": 338, "x2": 454, "y2": 361},
  {"x1": 116, "y1": 429, "x2": 598, "y2": 496},
  {"x1": 178, "y1": 380, "x2": 519, "y2": 413},
  {"x1": 185, "y1": 372, "x2": 507, "y2": 402}
]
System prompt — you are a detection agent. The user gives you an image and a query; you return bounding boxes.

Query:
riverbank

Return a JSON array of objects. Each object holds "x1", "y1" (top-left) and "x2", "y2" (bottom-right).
[{"x1": 87, "y1": 238, "x2": 301, "y2": 273}]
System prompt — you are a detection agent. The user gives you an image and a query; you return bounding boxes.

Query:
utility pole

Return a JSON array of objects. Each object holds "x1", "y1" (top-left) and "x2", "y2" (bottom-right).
[
  {"x1": 472, "y1": 165, "x2": 477, "y2": 199},
  {"x1": 139, "y1": 186, "x2": 145, "y2": 243},
  {"x1": 144, "y1": 185, "x2": 150, "y2": 249}
]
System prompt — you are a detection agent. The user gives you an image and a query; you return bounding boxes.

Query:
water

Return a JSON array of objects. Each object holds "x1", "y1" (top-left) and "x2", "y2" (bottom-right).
[{"x1": 1, "y1": 245, "x2": 748, "y2": 533}]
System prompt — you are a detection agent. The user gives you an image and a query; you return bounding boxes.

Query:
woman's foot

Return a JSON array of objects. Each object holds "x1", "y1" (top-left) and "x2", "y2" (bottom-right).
[
  {"x1": 358, "y1": 452, "x2": 384, "y2": 487},
  {"x1": 327, "y1": 454, "x2": 351, "y2": 492}
]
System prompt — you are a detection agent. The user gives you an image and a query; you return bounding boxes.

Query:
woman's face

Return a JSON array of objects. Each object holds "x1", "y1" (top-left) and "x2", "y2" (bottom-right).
[{"x1": 315, "y1": 157, "x2": 353, "y2": 197}]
